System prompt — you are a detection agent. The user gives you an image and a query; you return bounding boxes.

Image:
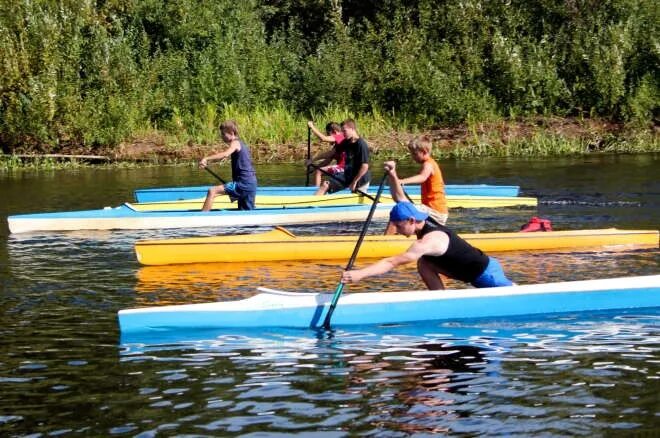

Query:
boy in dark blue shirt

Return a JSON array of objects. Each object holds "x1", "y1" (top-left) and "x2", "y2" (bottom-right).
[{"x1": 199, "y1": 120, "x2": 258, "y2": 211}]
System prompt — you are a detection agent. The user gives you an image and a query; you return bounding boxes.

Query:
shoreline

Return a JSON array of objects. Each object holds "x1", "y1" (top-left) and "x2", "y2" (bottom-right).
[{"x1": 2, "y1": 117, "x2": 658, "y2": 168}]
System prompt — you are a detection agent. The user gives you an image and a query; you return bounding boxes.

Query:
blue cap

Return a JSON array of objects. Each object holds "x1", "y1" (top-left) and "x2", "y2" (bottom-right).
[{"x1": 389, "y1": 201, "x2": 428, "y2": 222}]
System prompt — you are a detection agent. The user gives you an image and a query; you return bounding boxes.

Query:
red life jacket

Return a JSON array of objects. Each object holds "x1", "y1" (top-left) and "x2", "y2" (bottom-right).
[{"x1": 520, "y1": 216, "x2": 553, "y2": 232}]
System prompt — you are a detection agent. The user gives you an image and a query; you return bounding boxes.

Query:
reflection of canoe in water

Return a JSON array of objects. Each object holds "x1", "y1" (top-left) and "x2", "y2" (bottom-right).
[
  {"x1": 118, "y1": 275, "x2": 660, "y2": 333},
  {"x1": 128, "y1": 193, "x2": 537, "y2": 212},
  {"x1": 135, "y1": 227, "x2": 660, "y2": 265},
  {"x1": 134, "y1": 260, "x2": 312, "y2": 301},
  {"x1": 118, "y1": 317, "x2": 574, "y2": 348},
  {"x1": 8, "y1": 203, "x2": 393, "y2": 234},
  {"x1": 133, "y1": 184, "x2": 521, "y2": 202}
]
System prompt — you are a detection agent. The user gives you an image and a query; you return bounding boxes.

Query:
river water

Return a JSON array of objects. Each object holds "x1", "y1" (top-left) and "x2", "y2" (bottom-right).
[{"x1": 0, "y1": 154, "x2": 658, "y2": 436}]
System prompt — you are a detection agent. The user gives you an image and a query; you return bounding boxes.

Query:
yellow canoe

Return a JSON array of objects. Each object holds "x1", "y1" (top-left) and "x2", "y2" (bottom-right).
[
  {"x1": 135, "y1": 227, "x2": 659, "y2": 265},
  {"x1": 127, "y1": 193, "x2": 537, "y2": 212}
]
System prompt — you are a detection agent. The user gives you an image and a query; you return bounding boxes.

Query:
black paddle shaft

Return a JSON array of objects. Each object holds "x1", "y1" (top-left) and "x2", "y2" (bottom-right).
[
  {"x1": 305, "y1": 127, "x2": 311, "y2": 186},
  {"x1": 342, "y1": 174, "x2": 389, "y2": 271},
  {"x1": 322, "y1": 172, "x2": 389, "y2": 329},
  {"x1": 204, "y1": 166, "x2": 227, "y2": 185}
]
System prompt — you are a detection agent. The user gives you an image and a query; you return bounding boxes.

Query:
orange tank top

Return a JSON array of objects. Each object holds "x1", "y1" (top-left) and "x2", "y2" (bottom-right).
[{"x1": 421, "y1": 158, "x2": 447, "y2": 214}]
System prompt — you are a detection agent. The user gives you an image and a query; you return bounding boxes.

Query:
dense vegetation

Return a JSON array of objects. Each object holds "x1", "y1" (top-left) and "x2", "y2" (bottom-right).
[{"x1": 0, "y1": 0, "x2": 657, "y2": 155}]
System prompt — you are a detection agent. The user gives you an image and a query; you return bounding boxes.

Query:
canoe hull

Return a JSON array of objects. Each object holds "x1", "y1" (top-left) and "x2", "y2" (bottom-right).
[
  {"x1": 134, "y1": 184, "x2": 521, "y2": 202},
  {"x1": 7, "y1": 204, "x2": 392, "y2": 234},
  {"x1": 8, "y1": 192, "x2": 536, "y2": 234},
  {"x1": 128, "y1": 193, "x2": 537, "y2": 212},
  {"x1": 135, "y1": 228, "x2": 660, "y2": 265},
  {"x1": 117, "y1": 275, "x2": 660, "y2": 333}
]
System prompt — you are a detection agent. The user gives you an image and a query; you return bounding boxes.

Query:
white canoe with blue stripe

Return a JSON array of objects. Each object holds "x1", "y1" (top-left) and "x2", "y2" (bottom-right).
[
  {"x1": 118, "y1": 275, "x2": 660, "y2": 333},
  {"x1": 7, "y1": 203, "x2": 393, "y2": 234},
  {"x1": 134, "y1": 184, "x2": 520, "y2": 202}
]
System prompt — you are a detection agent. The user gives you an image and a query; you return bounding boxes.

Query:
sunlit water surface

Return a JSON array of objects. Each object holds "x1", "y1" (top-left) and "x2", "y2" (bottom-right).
[{"x1": 0, "y1": 155, "x2": 658, "y2": 436}]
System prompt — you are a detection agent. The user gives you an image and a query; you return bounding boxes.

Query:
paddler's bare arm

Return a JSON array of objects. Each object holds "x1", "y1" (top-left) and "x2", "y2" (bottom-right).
[
  {"x1": 199, "y1": 140, "x2": 240, "y2": 168},
  {"x1": 384, "y1": 161, "x2": 406, "y2": 202},
  {"x1": 305, "y1": 148, "x2": 335, "y2": 167},
  {"x1": 399, "y1": 161, "x2": 434, "y2": 185},
  {"x1": 341, "y1": 230, "x2": 449, "y2": 283},
  {"x1": 349, "y1": 163, "x2": 369, "y2": 191},
  {"x1": 307, "y1": 121, "x2": 336, "y2": 143}
]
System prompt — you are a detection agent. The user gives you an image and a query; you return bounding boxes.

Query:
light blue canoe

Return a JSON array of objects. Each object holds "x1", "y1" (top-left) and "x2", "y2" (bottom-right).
[
  {"x1": 118, "y1": 317, "x2": 594, "y2": 349},
  {"x1": 134, "y1": 184, "x2": 521, "y2": 202},
  {"x1": 117, "y1": 275, "x2": 660, "y2": 334},
  {"x1": 7, "y1": 203, "x2": 394, "y2": 234}
]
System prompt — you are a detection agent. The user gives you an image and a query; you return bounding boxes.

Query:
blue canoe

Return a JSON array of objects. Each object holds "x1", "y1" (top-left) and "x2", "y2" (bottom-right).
[
  {"x1": 117, "y1": 275, "x2": 660, "y2": 334},
  {"x1": 134, "y1": 184, "x2": 521, "y2": 202}
]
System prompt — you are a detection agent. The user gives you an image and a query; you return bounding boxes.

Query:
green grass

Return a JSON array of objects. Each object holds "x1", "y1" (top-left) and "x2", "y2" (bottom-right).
[{"x1": 2, "y1": 109, "x2": 658, "y2": 169}]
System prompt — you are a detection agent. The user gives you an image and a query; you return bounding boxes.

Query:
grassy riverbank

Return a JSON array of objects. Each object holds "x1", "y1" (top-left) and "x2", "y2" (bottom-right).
[
  {"x1": 2, "y1": 114, "x2": 658, "y2": 170},
  {"x1": 2, "y1": 1, "x2": 657, "y2": 166}
]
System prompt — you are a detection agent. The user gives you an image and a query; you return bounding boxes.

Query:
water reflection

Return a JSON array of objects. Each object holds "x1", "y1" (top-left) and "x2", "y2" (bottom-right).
[
  {"x1": 120, "y1": 326, "x2": 495, "y2": 434},
  {"x1": 117, "y1": 312, "x2": 659, "y2": 435},
  {"x1": 131, "y1": 249, "x2": 658, "y2": 305},
  {"x1": 1, "y1": 155, "x2": 659, "y2": 436},
  {"x1": 345, "y1": 341, "x2": 489, "y2": 435},
  {"x1": 134, "y1": 261, "x2": 323, "y2": 303}
]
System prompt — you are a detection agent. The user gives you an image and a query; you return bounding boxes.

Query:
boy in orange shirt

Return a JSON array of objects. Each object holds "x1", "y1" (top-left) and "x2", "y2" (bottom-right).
[{"x1": 384, "y1": 135, "x2": 448, "y2": 234}]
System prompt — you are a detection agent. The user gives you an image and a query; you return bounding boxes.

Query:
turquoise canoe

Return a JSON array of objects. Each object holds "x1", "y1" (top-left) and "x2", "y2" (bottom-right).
[
  {"x1": 117, "y1": 275, "x2": 660, "y2": 333},
  {"x1": 134, "y1": 184, "x2": 521, "y2": 202}
]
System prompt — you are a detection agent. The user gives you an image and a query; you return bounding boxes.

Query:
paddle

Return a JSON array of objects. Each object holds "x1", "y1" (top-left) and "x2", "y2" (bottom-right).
[
  {"x1": 305, "y1": 126, "x2": 311, "y2": 186},
  {"x1": 322, "y1": 171, "x2": 389, "y2": 329},
  {"x1": 307, "y1": 162, "x2": 378, "y2": 202},
  {"x1": 203, "y1": 166, "x2": 227, "y2": 185},
  {"x1": 384, "y1": 162, "x2": 442, "y2": 226}
]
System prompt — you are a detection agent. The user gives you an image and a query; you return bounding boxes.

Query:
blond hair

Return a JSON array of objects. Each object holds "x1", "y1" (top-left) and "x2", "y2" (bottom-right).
[{"x1": 408, "y1": 135, "x2": 432, "y2": 154}]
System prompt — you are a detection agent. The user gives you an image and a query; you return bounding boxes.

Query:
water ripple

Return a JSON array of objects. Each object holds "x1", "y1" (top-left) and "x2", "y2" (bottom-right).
[{"x1": 1, "y1": 157, "x2": 659, "y2": 436}]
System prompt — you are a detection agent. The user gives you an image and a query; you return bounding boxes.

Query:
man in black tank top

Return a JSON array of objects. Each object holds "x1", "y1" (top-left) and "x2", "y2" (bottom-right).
[{"x1": 341, "y1": 202, "x2": 513, "y2": 290}]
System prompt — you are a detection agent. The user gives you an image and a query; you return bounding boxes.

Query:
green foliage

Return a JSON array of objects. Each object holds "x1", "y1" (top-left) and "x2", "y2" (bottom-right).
[
  {"x1": 0, "y1": 0, "x2": 657, "y2": 154},
  {"x1": 0, "y1": 155, "x2": 78, "y2": 170},
  {"x1": 623, "y1": 74, "x2": 659, "y2": 125}
]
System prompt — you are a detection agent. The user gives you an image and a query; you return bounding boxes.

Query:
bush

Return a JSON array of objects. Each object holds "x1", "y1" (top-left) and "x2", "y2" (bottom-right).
[{"x1": 0, "y1": 0, "x2": 656, "y2": 153}]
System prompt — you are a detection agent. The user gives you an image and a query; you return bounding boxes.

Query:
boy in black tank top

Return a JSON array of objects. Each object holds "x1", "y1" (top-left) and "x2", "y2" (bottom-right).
[{"x1": 341, "y1": 202, "x2": 513, "y2": 290}]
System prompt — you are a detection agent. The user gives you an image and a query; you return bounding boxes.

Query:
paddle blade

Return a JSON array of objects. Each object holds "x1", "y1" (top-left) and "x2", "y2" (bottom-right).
[{"x1": 323, "y1": 283, "x2": 345, "y2": 329}]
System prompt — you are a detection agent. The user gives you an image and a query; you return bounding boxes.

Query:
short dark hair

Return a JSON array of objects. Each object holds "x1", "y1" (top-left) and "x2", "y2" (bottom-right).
[
  {"x1": 219, "y1": 120, "x2": 239, "y2": 136},
  {"x1": 325, "y1": 122, "x2": 341, "y2": 134}
]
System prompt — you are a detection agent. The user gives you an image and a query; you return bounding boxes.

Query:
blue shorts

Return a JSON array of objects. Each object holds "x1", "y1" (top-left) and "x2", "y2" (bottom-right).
[
  {"x1": 225, "y1": 181, "x2": 256, "y2": 210},
  {"x1": 471, "y1": 257, "x2": 513, "y2": 288}
]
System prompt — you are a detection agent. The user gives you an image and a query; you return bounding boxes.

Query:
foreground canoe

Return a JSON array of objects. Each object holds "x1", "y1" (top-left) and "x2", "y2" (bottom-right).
[
  {"x1": 117, "y1": 275, "x2": 660, "y2": 333},
  {"x1": 134, "y1": 227, "x2": 660, "y2": 265},
  {"x1": 128, "y1": 193, "x2": 537, "y2": 212},
  {"x1": 7, "y1": 203, "x2": 393, "y2": 234},
  {"x1": 134, "y1": 184, "x2": 521, "y2": 202}
]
